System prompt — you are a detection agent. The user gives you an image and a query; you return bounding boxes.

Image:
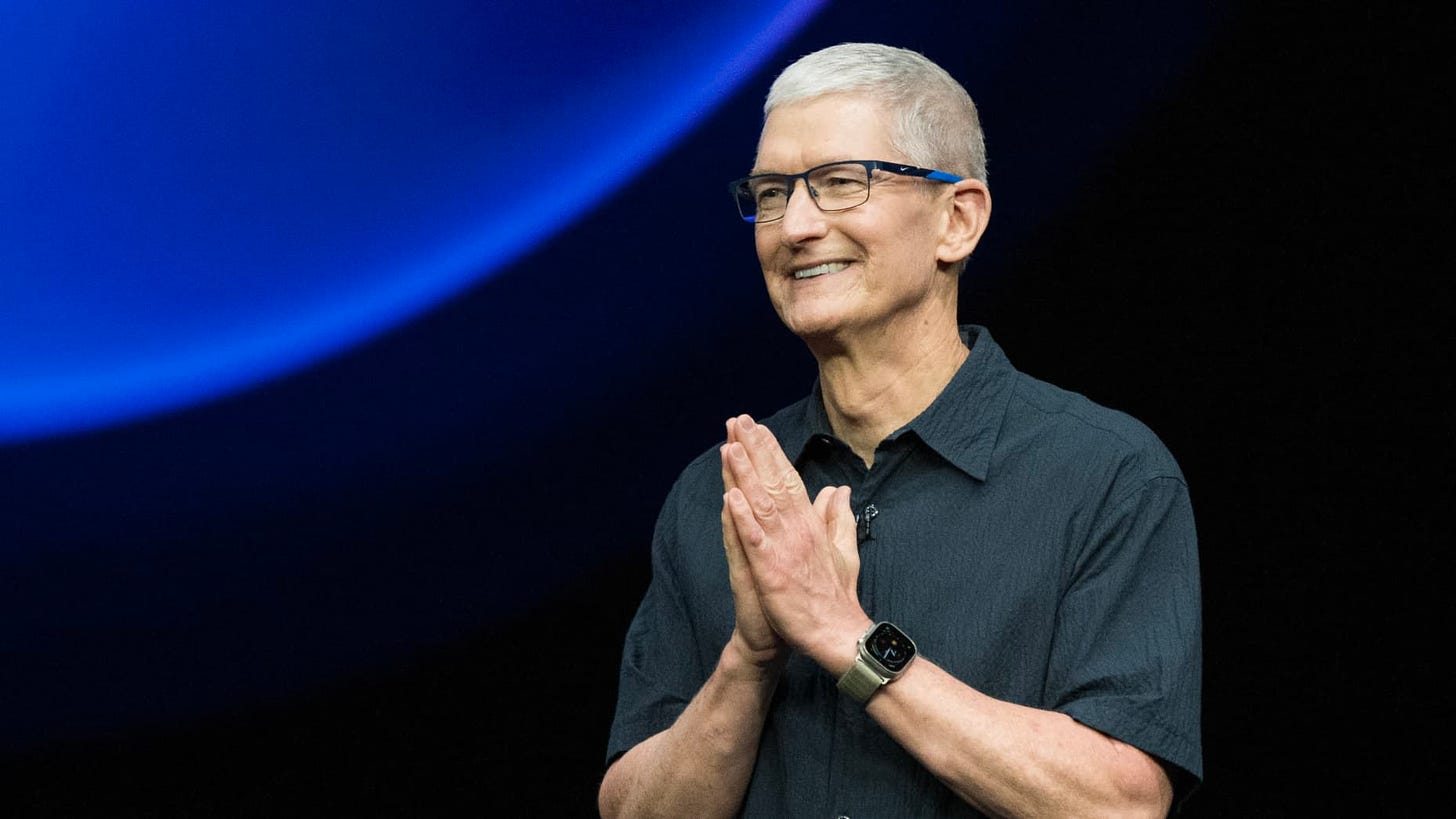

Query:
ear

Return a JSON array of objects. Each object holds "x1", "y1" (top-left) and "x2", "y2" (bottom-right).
[{"x1": 936, "y1": 178, "x2": 991, "y2": 266}]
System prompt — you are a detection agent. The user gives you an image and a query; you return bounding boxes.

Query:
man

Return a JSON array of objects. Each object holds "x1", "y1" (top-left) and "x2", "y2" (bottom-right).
[{"x1": 599, "y1": 43, "x2": 1201, "y2": 818}]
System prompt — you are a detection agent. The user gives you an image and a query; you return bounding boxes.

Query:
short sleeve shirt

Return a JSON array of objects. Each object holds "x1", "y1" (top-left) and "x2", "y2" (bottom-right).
[{"x1": 607, "y1": 326, "x2": 1202, "y2": 817}]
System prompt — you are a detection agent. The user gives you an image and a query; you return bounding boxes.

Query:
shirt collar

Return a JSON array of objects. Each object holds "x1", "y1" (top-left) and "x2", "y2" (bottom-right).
[
  {"x1": 763, "y1": 381, "x2": 832, "y2": 471},
  {"x1": 770, "y1": 325, "x2": 1017, "y2": 482},
  {"x1": 899, "y1": 325, "x2": 1016, "y2": 481}
]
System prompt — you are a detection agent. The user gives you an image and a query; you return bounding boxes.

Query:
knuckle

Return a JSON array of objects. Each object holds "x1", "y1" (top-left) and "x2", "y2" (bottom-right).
[
  {"x1": 764, "y1": 468, "x2": 801, "y2": 496},
  {"x1": 751, "y1": 494, "x2": 777, "y2": 518}
]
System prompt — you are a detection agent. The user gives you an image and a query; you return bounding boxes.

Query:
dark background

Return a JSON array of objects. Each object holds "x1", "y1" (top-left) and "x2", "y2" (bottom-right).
[{"x1": 3, "y1": 2, "x2": 1449, "y2": 816}]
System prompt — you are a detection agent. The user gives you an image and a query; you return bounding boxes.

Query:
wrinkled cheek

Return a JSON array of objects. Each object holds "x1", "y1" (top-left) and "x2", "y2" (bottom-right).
[
  {"x1": 765, "y1": 288, "x2": 790, "y2": 322},
  {"x1": 754, "y1": 233, "x2": 779, "y2": 272}
]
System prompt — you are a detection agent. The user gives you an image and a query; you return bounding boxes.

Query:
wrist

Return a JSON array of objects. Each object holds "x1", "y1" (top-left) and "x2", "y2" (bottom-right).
[
  {"x1": 805, "y1": 616, "x2": 875, "y2": 677},
  {"x1": 721, "y1": 630, "x2": 788, "y2": 682}
]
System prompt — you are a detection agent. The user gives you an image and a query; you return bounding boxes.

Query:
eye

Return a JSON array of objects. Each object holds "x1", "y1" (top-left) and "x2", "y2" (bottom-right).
[
  {"x1": 812, "y1": 166, "x2": 868, "y2": 195},
  {"x1": 751, "y1": 180, "x2": 789, "y2": 205}
]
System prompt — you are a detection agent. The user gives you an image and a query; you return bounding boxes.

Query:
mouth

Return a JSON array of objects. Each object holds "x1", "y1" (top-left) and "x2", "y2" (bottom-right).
[{"x1": 792, "y1": 261, "x2": 849, "y2": 280}]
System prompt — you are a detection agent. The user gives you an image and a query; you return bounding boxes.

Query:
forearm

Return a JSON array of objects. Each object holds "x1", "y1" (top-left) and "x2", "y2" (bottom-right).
[
  {"x1": 598, "y1": 637, "x2": 781, "y2": 819},
  {"x1": 866, "y1": 659, "x2": 1172, "y2": 819}
]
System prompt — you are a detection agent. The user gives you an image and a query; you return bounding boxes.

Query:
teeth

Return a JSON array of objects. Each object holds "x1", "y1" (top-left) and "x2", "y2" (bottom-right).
[{"x1": 794, "y1": 262, "x2": 848, "y2": 280}]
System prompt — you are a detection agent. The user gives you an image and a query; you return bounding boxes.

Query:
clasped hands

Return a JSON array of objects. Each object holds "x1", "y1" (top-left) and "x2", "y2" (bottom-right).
[{"x1": 719, "y1": 414, "x2": 871, "y2": 677}]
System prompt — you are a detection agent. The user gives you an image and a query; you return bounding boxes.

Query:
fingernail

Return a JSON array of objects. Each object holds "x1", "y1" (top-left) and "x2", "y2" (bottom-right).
[{"x1": 741, "y1": 415, "x2": 756, "y2": 431}]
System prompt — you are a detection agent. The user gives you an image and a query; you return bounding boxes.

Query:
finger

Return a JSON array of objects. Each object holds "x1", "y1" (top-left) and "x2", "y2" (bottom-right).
[
  {"x1": 725, "y1": 442, "x2": 783, "y2": 531},
  {"x1": 733, "y1": 415, "x2": 794, "y2": 478},
  {"x1": 826, "y1": 486, "x2": 861, "y2": 566},
  {"x1": 720, "y1": 441, "x2": 737, "y2": 495},
  {"x1": 812, "y1": 485, "x2": 837, "y2": 522},
  {"x1": 720, "y1": 482, "x2": 742, "y2": 553},
  {"x1": 724, "y1": 486, "x2": 768, "y2": 552},
  {"x1": 733, "y1": 414, "x2": 809, "y2": 505},
  {"x1": 720, "y1": 492, "x2": 751, "y2": 579},
  {"x1": 720, "y1": 445, "x2": 747, "y2": 568}
]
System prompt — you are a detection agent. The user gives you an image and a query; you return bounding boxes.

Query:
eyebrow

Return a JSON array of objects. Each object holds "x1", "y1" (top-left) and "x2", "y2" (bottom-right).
[{"x1": 747, "y1": 159, "x2": 853, "y2": 177}]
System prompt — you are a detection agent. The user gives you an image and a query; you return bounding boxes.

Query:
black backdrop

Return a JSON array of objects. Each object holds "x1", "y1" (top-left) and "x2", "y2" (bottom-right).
[{"x1": 3, "y1": 2, "x2": 1448, "y2": 816}]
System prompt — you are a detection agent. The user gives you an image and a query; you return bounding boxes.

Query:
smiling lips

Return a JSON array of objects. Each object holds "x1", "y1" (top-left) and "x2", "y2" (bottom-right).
[{"x1": 792, "y1": 261, "x2": 849, "y2": 280}]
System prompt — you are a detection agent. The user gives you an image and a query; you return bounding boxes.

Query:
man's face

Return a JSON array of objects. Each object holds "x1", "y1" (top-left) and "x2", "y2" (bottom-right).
[{"x1": 753, "y1": 93, "x2": 957, "y2": 345}]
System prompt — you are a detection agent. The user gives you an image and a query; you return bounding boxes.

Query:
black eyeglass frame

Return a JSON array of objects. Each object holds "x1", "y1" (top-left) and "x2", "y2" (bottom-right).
[{"x1": 729, "y1": 159, "x2": 964, "y2": 224}]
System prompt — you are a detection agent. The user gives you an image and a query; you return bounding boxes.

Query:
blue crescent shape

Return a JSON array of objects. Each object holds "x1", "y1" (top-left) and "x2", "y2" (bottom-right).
[{"x1": 0, "y1": 0, "x2": 826, "y2": 444}]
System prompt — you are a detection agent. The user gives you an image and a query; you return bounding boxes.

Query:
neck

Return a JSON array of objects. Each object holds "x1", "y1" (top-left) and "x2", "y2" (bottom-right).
[{"x1": 811, "y1": 320, "x2": 968, "y2": 467}]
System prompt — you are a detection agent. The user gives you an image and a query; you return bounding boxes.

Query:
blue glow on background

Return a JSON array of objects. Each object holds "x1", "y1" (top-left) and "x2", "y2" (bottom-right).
[
  {"x1": 0, "y1": 0, "x2": 1222, "y2": 759},
  {"x1": 0, "y1": 0, "x2": 825, "y2": 444}
]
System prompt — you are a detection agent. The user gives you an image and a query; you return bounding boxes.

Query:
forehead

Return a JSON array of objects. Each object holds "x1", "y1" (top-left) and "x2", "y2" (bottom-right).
[{"x1": 754, "y1": 93, "x2": 896, "y2": 173}]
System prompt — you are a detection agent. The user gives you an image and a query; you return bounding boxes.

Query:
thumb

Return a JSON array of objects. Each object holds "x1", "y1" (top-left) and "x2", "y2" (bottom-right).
[{"x1": 826, "y1": 486, "x2": 860, "y2": 568}]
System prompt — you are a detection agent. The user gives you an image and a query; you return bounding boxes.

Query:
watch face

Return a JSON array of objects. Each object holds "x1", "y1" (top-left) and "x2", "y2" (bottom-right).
[{"x1": 866, "y1": 622, "x2": 916, "y2": 673}]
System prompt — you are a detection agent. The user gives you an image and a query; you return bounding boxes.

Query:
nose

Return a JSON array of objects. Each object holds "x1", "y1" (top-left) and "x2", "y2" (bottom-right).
[{"x1": 777, "y1": 177, "x2": 829, "y2": 242}]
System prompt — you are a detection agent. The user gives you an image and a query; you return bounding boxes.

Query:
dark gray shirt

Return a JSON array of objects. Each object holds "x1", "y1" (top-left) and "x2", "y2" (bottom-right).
[{"x1": 607, "y1": 326, "x2": 1202, "y2": 817}]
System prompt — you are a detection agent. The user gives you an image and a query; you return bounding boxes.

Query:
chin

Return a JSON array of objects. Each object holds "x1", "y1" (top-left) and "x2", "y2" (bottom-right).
[{"x1": 781, "y1": 311, "x2": 855, "y2": 345}]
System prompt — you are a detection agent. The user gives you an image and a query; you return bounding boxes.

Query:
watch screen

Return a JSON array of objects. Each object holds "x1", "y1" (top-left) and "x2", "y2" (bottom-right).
[{"x1": 867, "y1": 622, "x2": 915, "y2": 672}]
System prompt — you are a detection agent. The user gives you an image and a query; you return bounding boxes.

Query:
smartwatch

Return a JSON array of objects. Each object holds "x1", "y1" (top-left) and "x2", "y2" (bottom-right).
[{"x1": 836, "y1": 621, "x2": 917, "y2": 704}]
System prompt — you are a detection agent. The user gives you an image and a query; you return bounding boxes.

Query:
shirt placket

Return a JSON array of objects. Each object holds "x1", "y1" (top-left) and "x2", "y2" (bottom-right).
[{"x1": 821, "y1": 436, "x2": 911, "y2": 815}]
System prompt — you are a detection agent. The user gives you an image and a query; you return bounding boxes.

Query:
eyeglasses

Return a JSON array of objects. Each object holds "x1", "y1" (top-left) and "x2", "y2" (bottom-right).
[{"x1": 729, "y1": 160, "x2": 963, "y2": 224}]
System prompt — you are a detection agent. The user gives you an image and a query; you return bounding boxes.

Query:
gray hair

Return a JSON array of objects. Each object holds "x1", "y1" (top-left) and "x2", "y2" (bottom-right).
[{"x1": 764, "y1": 43, "x2": 987, "y2": 183}]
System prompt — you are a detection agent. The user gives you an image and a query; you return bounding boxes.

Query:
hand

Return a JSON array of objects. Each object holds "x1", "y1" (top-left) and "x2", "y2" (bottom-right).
[
  {"x1": 720, "y1": 420, "x2": 787, "y2": 671},
  {"x1": 722, "y1": 414, "x2": 868, "y2": 671}
]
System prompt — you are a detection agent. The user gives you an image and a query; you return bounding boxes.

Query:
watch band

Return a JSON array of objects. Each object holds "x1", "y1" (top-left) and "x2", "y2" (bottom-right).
[{"x1": 837, "y1": 653, "x2": 889, "y2": 703}]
